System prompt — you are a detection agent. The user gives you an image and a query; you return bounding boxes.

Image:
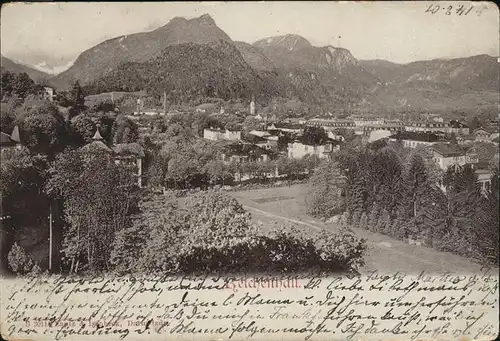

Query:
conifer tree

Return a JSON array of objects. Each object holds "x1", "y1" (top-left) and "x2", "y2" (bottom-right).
[
  {"x1": 367, "y1": 202, "x2": 381, "y2": 232},
  {"x1": 69, "y1": 81, "x2": 86, "y2": 117},
  {"x1": 358, "y1": 212, "x2": 368, "y2": 230},
  {"x1": 376, "y1": 208, "x2": 392, "y2": 234}
]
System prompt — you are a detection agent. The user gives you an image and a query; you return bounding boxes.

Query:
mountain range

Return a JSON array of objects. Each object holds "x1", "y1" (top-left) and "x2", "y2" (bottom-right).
[
  {"x1": 2, "y1": 14, "x2": 498, "y2": 112},
  {"x1": 1, "y1": 56, "x2": 51, "y2": 83}
]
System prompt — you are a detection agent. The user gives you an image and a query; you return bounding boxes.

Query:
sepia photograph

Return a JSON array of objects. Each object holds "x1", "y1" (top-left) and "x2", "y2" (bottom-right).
[{"x1": 0, "y1": 2, "x2": 498, "y2": 340}]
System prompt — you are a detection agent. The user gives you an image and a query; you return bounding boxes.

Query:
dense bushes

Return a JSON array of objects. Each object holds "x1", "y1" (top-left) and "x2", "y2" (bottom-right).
[
  {"x1": 7, "y1": 243, "x2": 42, "y2": 275},
  {"x1": 110, "y1": 192, "x2": 366, "y2": 275}
]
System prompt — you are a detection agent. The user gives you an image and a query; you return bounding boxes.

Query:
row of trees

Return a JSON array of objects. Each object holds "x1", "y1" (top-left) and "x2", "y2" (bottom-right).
[{"x1": 308, "y1": 141, "x2": 499, "y2": 265}]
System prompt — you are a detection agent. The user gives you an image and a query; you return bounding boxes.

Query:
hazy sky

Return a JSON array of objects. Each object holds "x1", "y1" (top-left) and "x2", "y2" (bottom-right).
[{"x1": 1, "y1": 1, "x2": 499, "y2": 66}]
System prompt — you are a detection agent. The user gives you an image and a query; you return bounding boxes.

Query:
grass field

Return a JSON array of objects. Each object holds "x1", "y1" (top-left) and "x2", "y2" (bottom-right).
[{"x1": 229, "y1": 184, "x2": 493, "y2": 274}]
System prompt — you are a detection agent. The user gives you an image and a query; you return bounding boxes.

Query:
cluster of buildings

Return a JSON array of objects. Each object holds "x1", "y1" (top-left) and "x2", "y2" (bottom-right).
[
  {"x1": 200, "y1": 111, "x2": 498, "y2": 193},
  {"x1": 203, "y1": 120, "x2": 342, "y2": 164}
]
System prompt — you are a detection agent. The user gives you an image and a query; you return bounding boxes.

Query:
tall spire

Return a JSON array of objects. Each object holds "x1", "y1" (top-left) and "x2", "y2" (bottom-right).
[
  {"x1": 11, "y1": 125, "x2": 21, "y2": 143},
  {"x1": 250, "y1": 96, "x2": 256, "y2": 116},
  {"x1": 92, "y1": 128, "x2": 103, "y2": 141}
]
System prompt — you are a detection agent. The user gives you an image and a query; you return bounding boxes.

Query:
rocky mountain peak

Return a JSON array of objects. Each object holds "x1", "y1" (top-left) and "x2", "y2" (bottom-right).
[
  {"x1": 322, "y1": 46, "x2": 358, "y2": 68},
  {"x1": 196, "y1": 13, "x2": 216, "y2": 25},
  {"x1": 253, "y1": 34, "x2": 312, "y2": 51}
]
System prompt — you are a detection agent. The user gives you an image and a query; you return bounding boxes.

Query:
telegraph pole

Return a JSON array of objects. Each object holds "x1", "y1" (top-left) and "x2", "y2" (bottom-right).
[
  {"x1": 163, "y1": 90, "x2": 167, "y2": 115},
  {"x1": 48, "y1": 202, "x2": 53, "y2": 271}
]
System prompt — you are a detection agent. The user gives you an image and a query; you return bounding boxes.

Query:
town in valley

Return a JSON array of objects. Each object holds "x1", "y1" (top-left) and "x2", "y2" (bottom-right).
[{"x1": 0, "y1": 3, "x2": 498, "y2": 277}]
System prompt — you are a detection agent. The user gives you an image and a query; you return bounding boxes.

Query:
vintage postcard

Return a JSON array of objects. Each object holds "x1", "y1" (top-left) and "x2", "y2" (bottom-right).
[{"x1": 0, "y1": 1, "x2": 498, "y2": 340}]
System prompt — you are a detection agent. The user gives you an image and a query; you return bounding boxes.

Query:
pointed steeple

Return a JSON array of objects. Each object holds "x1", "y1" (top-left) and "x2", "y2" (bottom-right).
[
  {"x1": 92, "y1": 128, "x2": 103, "y2": 141},
  {"x1": 10, "y1": 125, "x2": 21, "y2": 143}
]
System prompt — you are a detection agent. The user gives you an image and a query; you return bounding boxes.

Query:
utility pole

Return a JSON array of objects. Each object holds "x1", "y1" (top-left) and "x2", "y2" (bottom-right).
[
  {"x1": 48, "y1": 202, "x2": 53, "y2": 271},
  {"x1": 163, "y1": 90, "x2": 167, "y2": 115}
]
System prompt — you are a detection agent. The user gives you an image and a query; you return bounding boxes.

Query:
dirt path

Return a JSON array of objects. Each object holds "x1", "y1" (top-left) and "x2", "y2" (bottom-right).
[{"x1": 230, "y1": 185, "x2": 492, "y2": 274}]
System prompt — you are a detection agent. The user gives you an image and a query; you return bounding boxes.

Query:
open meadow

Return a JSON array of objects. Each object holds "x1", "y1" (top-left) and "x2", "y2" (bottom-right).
[{"x1": 229, "y1": 184, "x2": 490, "y2": 274}]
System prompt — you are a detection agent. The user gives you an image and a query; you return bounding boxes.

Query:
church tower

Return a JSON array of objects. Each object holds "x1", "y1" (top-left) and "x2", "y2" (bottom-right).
[{"x1": 250, "y1": 97, "x2": 255, "y2": 116}]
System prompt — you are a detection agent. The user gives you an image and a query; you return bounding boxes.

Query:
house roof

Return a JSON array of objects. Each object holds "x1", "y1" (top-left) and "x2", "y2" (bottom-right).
[
  {"x1": 449, "y1": 120, "x2": 468, "y2": 129},
  {"x1": 222, "y1": 141, "x2": 270, "y2": 156},
  {"x1": 475, "y1": 169, "x2": 492, "y2": 175},
  {"x1": 249, "y1": 130, "x2": 271, "y2": 138},
  {"x1": 430, "y1": 143, "x2": 464, "y2": 157},
  {"x1": 113, "y1": 143, "x2": 145, "y2": 158},
  {"x1": 265, "y1": 129, "x2": 282, "y2": 136},
  {"x1": 0, "y1": 132, "x2": 15, "y2": 146},
  {"x1": 293, "y1": 137, "x2": 341, "y2": 146},
  {"x1": 92, "y1": 128, "x2": 105, "y2": 141},
  {"x1": 242, "y1": 133, "x2": 267, "y2": 144},
  {"x1": 473, "y1": 127, "x2": 498, "y2": 134},
  {"x1": 273, "y1": 122, "x2": 303, "y2": 130},
  {"x1": 11, "y1": 126, "x2": 20, "y2": 143},
  {"x1": 389, "y1": 131, "x2": 443, "y2": 142}
]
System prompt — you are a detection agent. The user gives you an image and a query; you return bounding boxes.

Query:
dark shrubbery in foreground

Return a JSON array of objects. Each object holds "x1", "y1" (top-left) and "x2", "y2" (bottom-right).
[{"x1": 110, "y1": 192, "x2": 366, "y2": 275}]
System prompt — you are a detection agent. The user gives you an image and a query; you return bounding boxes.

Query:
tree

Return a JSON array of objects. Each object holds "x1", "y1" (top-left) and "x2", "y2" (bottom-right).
[
  {"x1": 204, "y1": 160, "x2": 232, "y2": 186},
  {"x1": 1, "y1": 148, "x2": 49, "y2": 273},
  {"x1": 69, "y1": 81, "x2": 86, "y2": 117},
  {"x1": 358, "y1": 212, "x2": 368, "y2": 230},
  {"x1": 467, "y1": 116, "x2": 484, "y2": 131},
  {"x1": 17, "y1": 103, "x2": 68, "y2": 155},
  {"x1": 46, "y1": 150, "x2": 140, "y2": 274},
  {"x1": 7, "y1": 243, "x2": 42, "y2": 275},
  {"x1": 307, "y1": 160, "x2": 346, "y2": 218},
  {"x1": 147, "y1": 154, "x2": 169, "y2": 189},
  {"x1": 277, "y1": 132, "x2": 295, "y2": 152},
  {"x1": 449, "y1": 132, "x2": 458, "y2": 144},
  {"x1": 376, "y1": 208, "x2": 391, "y2": 234},
  {"x1": 112, "y1": 115, "x2": 139, "y2": 144},
  {"x1": 192, "y1": 112, "x2": 210, "y2": 137},
  {"x1": 242, "y1": 116, "x2": 261, "y2": 132},
  {"x1": 165, "y1": 153, "x2": 207, "y2": 189},
  {"x1": 1, "y1": 69, "x2": 15, "y2": 99},
  {"x1": 90, "y1": 99, "x2": 115, "y2": 114},
  {"x1": 367, "y1": 203, "x2": 381, "y2": 232},
  {"x1": 183, "y1": 192, "x2": 256, "y2": 248},
  {"x1": 0, "y1": 101, "x2": 17, "y2": 133},
  {"x1": 55, "y1": 90, "x2": 73, "y2": 108},
  {"x1": 70, "y1": 114, "x2": 97, "y2": 146},
  {"x1": 302, "y1": 126, "x2": 328, "y2": 145},
  {"x1": 110, "y1": 194, "x2": 187, "y2": 273},
  {"x1": 443, "y1": 164, "x2": 479, "y2": 194},
  {"x1": 91, "y1": 113, "x2": 116, "y2": 144},
  {"x1": 12, "y1": 72, "x2": 37, "y2": 99},
  {"x1": 302, "y1": 154, "x2": 321, "y2": 174}
]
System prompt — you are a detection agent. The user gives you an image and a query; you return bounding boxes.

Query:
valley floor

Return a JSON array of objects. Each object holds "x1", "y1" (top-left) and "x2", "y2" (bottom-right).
[{"x1": 229, "y1": 184, "x2": 495, "y2": 274}]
